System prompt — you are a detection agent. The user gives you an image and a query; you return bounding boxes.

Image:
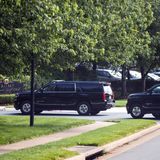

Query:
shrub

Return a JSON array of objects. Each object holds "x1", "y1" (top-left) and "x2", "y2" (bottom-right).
[{"x1": 0, "y1": 94, "x2": 15, "y2": 105}]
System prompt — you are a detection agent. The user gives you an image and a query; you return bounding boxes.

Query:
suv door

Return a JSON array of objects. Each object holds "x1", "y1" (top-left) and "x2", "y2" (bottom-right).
[
  {"x1": 35, "y1": 83, "x2": 58, "y2": 110},
  {"x1": 54, "y1": 82, "x2": 77, "y2": 110},
  {"x1": 149, "y1": 86, "x2": 160, "y2": 111}
]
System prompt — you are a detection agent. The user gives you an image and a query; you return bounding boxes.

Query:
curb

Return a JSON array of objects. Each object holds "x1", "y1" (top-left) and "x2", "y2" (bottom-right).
[{"x1": 66, "y1": 124, "x2": 160, "y2": 160}]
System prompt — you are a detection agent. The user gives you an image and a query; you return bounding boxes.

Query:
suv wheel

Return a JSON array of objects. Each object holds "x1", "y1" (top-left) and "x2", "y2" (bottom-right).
[
  {"x1": 152, "y1": 113, "x2": 160, "y2": 119},
  {"x1": 77, "y1": 102, "x2": 90, "y2": 115},
  {"x1": 20, "y1": 101, "x2": 31, "y2": 115},
  {"x1": 130, "y1": 104, "x2": 144, "y2": 119}
]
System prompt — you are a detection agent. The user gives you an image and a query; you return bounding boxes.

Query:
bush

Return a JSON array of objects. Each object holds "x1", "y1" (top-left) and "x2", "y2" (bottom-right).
[{"x1": 0, "y1": 94, "x2": 15, "y2": 105}]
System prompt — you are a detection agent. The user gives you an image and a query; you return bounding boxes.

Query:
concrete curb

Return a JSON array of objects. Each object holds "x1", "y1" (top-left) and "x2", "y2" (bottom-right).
[{"x1": 66, "y1": 124, "x2": 160, "y2": 160}]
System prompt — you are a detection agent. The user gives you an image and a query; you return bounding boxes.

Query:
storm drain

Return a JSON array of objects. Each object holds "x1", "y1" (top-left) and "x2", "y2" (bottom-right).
[{"x1": 68, "y1": 145, "x2": 104, "y2": 160}]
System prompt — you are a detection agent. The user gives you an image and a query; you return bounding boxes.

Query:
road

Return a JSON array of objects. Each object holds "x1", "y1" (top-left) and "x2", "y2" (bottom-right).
[
  {"x1": 98, "y1": 129, "x2": 160, "y2": 160},
  {"x1": 0, "y1": 107, "x2": 155, "y2": 121}
]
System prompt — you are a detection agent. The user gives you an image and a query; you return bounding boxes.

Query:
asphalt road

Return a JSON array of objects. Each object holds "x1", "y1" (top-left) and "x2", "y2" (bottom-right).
[
  {"x1": 0, "y1": 107, "x2": 155, "y2": 121},
  {"x1": 108, "y1": 133, "x2": 160, "y2": 160},
  {"x1": 97, "y1": 127, "x2": 160, "y2": 160}
]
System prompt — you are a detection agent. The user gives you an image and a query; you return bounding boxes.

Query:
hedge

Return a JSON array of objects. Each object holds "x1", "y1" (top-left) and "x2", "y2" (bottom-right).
[{"x1": 0, "y1": 94, "x2": 15, "y2": 105}]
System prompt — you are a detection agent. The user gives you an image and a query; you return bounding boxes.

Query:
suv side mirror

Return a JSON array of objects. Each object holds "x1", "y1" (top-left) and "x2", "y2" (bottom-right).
[
  {"x1": 148, "y1": 90, "x2": 155, "y2": 95},
  {"x1": 39, "y1": 88, "x2": 43, "y2": 93}
]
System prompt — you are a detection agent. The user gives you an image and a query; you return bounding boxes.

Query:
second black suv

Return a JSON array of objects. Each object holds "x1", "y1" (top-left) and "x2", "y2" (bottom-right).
[
  {"x1": 126, "y1": 84, "x2": 160, "y2": 119},
  {"x1": 14, "y1": 81, "x2": 115, "y2": 115}
]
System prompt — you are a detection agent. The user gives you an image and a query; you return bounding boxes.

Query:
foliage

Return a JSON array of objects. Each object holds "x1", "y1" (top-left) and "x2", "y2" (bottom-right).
[
  {"x1": 130, "y1": 0, "x2": 160, "y2": 91},
  {"x1": 0, "y1": 0, "x2": 61, "y2": 76},
  {"x1": 115, "y1": 99, "x2": 127, "y2": 107},
  {"x1": 0, "y1": 0, "x2": 156, "y2": 90},
  {"x1": 0, "y1": 74, "x2": 7, "y2": 80}
]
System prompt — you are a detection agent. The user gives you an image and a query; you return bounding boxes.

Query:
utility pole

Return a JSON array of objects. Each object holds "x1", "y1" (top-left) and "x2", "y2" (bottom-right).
[
  {"x1": 26, "y1": 0, "x2": 35, "y2": 126},
  {"x1": 30, "y1": 52, "x2": 35, "y2": 126}
]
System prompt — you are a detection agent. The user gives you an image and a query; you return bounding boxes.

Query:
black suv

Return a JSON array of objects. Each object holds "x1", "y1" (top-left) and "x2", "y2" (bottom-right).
[
  {"x1": 126, "y1": 84, "x2": 160, "y2": 119},
  {"x1": 14, "y1": 81, "x2": 115, "y2": 115}
]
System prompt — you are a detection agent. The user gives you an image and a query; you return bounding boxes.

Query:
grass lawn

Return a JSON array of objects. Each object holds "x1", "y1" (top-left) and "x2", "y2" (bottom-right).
[
  {"x1": 0, "y1": 116, "x2": 92, "y2": 145},
  {"x1": 0, "y1": 119, "x2": 156, "y2": 160},
  {"x1": 116, "y1": 99, "x2": 127, "y2": 107}
]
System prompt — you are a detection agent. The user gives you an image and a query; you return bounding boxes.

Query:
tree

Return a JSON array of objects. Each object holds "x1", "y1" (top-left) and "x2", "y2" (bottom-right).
[
  {"x1": 134, "y1": 0, "x2": 160, "y2": 91},
  {"x1": 97, "y1": 0, "x2": 153, "y2": 96},
  {"x1": 0, "y1": 0, "x2": 155, "y2": 94},
  {"x1": 0, "y1": 0, "x2": 64, "y2": 126},
  {"x1": 0, "y1": 0, "x2": 62, "y2": 76}
]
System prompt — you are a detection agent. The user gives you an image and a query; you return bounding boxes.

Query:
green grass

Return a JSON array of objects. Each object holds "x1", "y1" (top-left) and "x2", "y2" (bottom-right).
[
  {"x1": 116, "y1": 99, "x2": 127, "y2": 107},
  {"x1": 0, "y1": 116, "x2": 92, "y2": 145},
  {"x1": 0, "y1": 119, "x2": 156, "y2": 160}
]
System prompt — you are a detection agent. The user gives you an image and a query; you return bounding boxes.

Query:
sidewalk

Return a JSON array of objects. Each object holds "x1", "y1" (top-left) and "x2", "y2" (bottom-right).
[
  {"x1": 0, "y1": 106, "x2": 6, "y2": 111},
  {"x1": 0, "y1": 121, "x2": 115, "y2": 155}
]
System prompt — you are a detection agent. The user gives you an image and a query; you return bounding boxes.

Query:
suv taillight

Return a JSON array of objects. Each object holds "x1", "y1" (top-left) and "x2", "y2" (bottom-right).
[
  {"x1": 102, "y1": 92, "x2": 106, "y2": 101},
  {"x1": 111, "y1": 92, "x2": 114, "y2": 99}
]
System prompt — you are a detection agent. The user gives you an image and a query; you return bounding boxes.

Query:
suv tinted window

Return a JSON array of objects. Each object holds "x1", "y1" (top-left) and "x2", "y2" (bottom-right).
[
  {"x1": 43, "y1": 84, "x2": 55, "y2": 91},
  {"x1": 55, "y1": 83, "x2": 75, "y2": 92},
  {"x1": 77, "y1": 83, "x2": 102, "y2": 92},
  {"x1": 152, "y1": 86, "x2": 160, "y2": 94}
]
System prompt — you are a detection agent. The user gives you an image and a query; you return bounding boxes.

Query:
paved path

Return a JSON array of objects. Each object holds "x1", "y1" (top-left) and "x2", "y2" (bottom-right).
[{"x1": 0, "y1": 121, "x2": 115, "y2": 155}]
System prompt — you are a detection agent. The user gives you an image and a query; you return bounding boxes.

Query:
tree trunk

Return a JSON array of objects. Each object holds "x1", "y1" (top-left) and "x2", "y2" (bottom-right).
[
  {"x1": 142, "y1": 77, "x2": 146, "y2": 92},
  {"x1": 92, "y1": 61, "x2": 97, "y2": 71},
  {"x1": 121, "y1": 65, "x2": 127, "y2": 98},
  {"x1": 127, "y1": 69, "x2": 130, "y2": 80},
  {"x1": 30, "y1": 52, "x2": 35, "y2": 127},
  {"x1": 140, "y1": 66, "x2": 146, "y2": 92}
]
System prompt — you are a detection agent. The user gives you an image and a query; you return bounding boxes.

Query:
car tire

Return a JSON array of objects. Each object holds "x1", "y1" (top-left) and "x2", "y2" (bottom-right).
[
  {"x1": 152, "y1": 113, "x2": 160, "y2": 119},
  {"x1": 20, "y1": 101, "x2": 31, "y2": 115},
  {"x1": 77, "y1": 102, "x2": 91, "y2": 115},
  {"x1": 130, "y1": 104, "x2": 144, "y2": 119}
]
